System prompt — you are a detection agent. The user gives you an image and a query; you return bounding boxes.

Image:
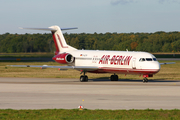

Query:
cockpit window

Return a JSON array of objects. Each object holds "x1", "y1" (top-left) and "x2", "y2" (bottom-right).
[
  {"x1": 153, "y1": 58, "x2": 157, "y2": 61},
  {"x1": 146, "y1": 58, "x2": 152, "y2": 61},
  {"x1": 139, "y1": 58, "x2": 156, "y2": 62},
  {"x1": 139, "y1": 58, "x2": 145, "y2": 61}
]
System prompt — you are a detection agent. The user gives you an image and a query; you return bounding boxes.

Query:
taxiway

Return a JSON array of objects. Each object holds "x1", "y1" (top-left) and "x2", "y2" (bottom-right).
[{"x1": 0, "y1": 77, "x2": 179, "y2": 110}]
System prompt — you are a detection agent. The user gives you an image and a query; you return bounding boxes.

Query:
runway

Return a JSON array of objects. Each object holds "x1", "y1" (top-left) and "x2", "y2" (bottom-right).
[{"x1": 0, "y1": 77, "x2": 180, "y2": 110}]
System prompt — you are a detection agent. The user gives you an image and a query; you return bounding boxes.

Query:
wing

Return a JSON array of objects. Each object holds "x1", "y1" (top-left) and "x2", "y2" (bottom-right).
[
  {"x1": 7, "y1": 65, "x2": 98, "y2": 71},
  {"x1": 160, "y1": 62, "x2": 176, "y2": 65}
]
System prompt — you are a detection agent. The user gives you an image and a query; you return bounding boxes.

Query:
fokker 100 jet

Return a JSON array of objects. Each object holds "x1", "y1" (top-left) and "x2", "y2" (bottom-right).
[{"x1": 9, "y1": 26, "x2": 175, "y2": 83}]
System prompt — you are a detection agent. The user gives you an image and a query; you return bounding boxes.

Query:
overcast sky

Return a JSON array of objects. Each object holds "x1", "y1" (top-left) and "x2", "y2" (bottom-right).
[{"x1": 0, "y1": 0, "x2": 180, "y2": 34}]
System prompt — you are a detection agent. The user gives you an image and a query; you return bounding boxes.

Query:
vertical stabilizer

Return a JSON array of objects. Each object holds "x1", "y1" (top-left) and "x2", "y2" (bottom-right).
[{"x1": 49, "y1": 26, "x2": 77, "y2": 54}]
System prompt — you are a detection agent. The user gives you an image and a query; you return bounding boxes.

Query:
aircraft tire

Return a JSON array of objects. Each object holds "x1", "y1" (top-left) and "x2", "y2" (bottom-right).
[
  {"x1": 110, "y1": 75, "x2": 114, "y2": 81},
  {"x1": 80, "y1": 75, "x2": 88, "y2": 82},
  {"x1": 115, "y1": 75, "x2": 118, "y2": 81},
  {"x1": 111, "y1": 75, "x2": 118, "y2": 81},
  {"x1": 85, "y1": 75, "x2": 88, "y2": 82},
  {"x1": 80, "y1": 76, "x2": 85, "y2": 82},
  {"x1": 143, "y1": 78, "x2": 148, "y2": 83}
]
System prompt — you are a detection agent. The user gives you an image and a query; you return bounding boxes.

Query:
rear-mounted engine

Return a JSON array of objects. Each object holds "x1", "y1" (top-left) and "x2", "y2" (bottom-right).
[{"x1": 52, "y1": 53, "x2": 74, "y2": 64}]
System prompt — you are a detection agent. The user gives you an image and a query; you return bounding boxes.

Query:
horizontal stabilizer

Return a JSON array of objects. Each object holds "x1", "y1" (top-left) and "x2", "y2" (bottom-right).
[
  {"x1": 19, "y1": 27, "x2": 78, "y2": 32},
  {"x1": 61, "y1": 27, "x2": 78, "y2": 31}
]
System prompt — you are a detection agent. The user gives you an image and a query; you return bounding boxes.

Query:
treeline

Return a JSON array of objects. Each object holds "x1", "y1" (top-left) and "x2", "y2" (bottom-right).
[{"x1": 0, "y1": 31, "x2": 180, "y2": 53}]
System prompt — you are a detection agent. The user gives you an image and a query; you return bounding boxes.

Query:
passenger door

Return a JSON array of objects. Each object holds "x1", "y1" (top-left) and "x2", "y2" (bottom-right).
[{"x1": 132, "y1": 58, "x2": 136, "y2": 69}]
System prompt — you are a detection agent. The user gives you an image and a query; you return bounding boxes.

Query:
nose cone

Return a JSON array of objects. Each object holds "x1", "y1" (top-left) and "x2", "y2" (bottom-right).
[{"x1": 151, "y1": 62, "x2": 161, "y2": 73}]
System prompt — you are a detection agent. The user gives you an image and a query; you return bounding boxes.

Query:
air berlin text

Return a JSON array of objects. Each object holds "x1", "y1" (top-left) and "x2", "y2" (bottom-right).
[{"x1": 99, "y1": 55, "x2": 132, "y2": 65}]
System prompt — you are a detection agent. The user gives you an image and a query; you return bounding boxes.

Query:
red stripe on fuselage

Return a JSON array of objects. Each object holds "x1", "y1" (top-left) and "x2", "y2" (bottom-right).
[{"x1": 89, "y1": 67, "x2": 160, "y2": 74}]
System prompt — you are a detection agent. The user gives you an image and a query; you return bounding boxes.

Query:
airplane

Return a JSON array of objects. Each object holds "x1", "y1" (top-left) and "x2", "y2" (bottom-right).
[{"x1": 9, "y1": 25, "x2": 175, "y2": 83}]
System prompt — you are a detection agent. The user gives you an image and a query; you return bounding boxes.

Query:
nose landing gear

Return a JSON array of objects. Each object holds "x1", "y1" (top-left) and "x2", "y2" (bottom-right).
[
  {"x1": 143, "y1": 77, "x2": 148, "y2": 83},
  {"x1": 142, "y1": 74, "x2": 153, "y2": 83}
]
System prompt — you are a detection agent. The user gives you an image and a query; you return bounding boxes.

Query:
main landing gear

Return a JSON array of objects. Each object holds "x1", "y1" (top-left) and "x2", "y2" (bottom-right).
[
  {"x1": 79, "y1": 72, "x2": 119, "y2": 82},
  {"x1": 110, "y1": 74, "x2": 118, "y2": 81},
  {"x1": 79, "y1": 72, "x2": 149, "y2": 83},
  {"x1": 80, "y1": 72, "x2": 88, "y2": 82},
  {"x1": 143, "y1": 77, "x2": 148, "y2": 83}
]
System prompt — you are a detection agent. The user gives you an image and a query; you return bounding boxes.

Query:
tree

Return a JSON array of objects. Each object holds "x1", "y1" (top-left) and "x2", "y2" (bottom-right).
[{"x1": 130, "y1": 42, "x2": 138, "y2": 51}]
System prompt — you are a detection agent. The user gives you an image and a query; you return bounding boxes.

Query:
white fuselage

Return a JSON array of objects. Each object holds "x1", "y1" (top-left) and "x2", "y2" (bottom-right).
[{"x1": 67, "y1": 50, "x2": 160, "y2": 75}]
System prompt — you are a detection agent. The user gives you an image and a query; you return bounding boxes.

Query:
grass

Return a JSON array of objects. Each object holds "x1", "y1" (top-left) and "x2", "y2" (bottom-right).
[
  {"x1": 0, "y1": 61, "x2": 180, "y2": 80},
  {"x1": 0, "y1": 109, "x2": 180, "y2": 120}
]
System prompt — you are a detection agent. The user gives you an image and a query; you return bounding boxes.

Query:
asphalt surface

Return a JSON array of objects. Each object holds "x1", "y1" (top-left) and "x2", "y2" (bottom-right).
[{"x1": 0, "y1": 77, "x2": 180, "y2": 110}]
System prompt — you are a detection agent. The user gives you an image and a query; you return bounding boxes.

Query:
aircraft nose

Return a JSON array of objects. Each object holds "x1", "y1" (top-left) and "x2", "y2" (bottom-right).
[{"x1": 151, "y1": 62, "x2": 161, "y2": 73}]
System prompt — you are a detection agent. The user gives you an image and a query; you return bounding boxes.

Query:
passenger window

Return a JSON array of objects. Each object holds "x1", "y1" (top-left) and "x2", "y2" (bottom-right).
[{"x1": 153, "y1": 58, "x2": 157, "y2": 61}]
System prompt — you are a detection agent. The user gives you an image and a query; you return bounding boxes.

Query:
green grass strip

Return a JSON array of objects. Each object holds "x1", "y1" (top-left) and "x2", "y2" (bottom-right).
[{"x1": 0, "y1": 109, "x2": 180, "y2": 120}]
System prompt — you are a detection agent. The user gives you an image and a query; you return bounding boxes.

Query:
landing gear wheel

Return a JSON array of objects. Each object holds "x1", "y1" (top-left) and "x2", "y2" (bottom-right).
[
  {"x1": 110, "y1": 75, "x2": 114, "y2": 81},
  {"x1": 143, "y1": 78, "x2": 148, "y2": 83},
  {"x1": 80, "y1": 75, "x2": 88, "y2": 82},
  {"x1": 115, "y1": 75, "x2": 118, "y2": 81},
  {"x1": 110, "y1": 75, "x2": 118, "y2": 81},
  {"x1": 80, "y1": 76, "x2": 84, "y2": 82},
  {"x1": 85, "y1": 75, "x2": 88, "y2": 82}
]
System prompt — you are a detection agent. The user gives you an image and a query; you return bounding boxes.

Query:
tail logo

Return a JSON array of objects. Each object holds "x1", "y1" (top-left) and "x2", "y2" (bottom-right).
[{"x1": 57, "y1": 34, "x2": 68, "y2": 48}]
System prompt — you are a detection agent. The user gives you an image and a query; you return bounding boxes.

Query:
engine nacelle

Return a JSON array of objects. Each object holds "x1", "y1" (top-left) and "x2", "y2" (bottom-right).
[{"x1": 52, "y1": 53, "x2": 74, "y2": 64}]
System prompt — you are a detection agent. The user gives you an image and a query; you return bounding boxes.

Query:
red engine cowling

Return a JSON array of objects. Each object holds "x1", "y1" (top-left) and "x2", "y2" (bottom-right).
[{"x1": 52, "y1": 53, "x2": 74, "y2": 64}]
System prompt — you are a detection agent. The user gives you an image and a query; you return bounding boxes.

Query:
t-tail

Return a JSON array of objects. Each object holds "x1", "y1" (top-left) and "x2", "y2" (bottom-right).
[
  {"x1": 20, "y1": 25, "x2": 77, "y2": 55},
  {"x1": 49, "y1": 26, "x2": 77, "y2": 55}
]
